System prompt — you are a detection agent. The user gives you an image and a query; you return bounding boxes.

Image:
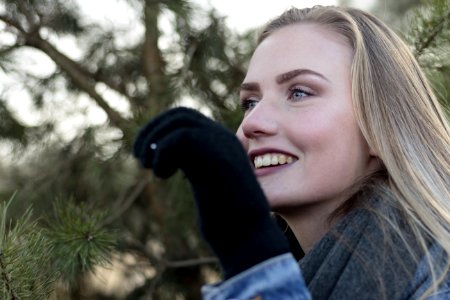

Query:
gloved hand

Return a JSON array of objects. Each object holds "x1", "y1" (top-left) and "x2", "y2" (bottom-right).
[{"x1": 133, "y1": 107, "x2": 290, "y2": 279}]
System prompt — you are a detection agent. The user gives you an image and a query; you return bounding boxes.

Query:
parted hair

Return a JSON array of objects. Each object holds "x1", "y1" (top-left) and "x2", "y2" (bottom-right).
[{"x1": 258, "y1": 6, "x2": 450, "y2": 299}]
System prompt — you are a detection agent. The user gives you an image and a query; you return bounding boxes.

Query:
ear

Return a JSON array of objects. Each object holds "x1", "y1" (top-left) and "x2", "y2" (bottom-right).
[{"x1": 367, "y1": 147, "x2": 383, "y2": 172}]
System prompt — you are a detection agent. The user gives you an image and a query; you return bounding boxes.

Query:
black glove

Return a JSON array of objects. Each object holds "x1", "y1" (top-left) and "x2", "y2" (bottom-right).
[{"x1": 133, "y1": 107, "x2": 290, "y2": 279}]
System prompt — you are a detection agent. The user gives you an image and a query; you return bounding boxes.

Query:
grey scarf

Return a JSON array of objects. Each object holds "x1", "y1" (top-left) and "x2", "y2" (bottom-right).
[{"x1": 299, "y1": 199, "x2": 425, "y2": 300}]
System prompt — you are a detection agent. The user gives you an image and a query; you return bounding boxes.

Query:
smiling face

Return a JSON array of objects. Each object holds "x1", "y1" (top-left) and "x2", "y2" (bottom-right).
[{"x1": 236, "y1": 24, "x2": 379, "y2": 213}]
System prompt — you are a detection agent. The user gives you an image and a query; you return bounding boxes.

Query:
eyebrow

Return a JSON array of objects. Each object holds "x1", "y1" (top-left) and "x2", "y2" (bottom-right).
[
  {"x1": 240, "y1": 68, "x2": 329, "y2": 92},
  {"x1": 276, "y1": 69, "x2": 329, "y2": 84},
  {"x1": 240, "y1": 82, "x2": 260, "y2": 92}
]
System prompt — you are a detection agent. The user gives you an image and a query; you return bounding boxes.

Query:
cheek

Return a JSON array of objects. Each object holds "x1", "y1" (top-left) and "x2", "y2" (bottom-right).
[
  {"x1": 300, "y1": 105, "x2": 364, "y2": 153},
  {"x1": 296, "y1": 112, "x2": 371, "y2": 185},
  {"x1": 321, "y1": 131, "x2": 370, "y2": 184},
  {"x1": 236, "y1": 126, "x2": 248, "y2": 150}
]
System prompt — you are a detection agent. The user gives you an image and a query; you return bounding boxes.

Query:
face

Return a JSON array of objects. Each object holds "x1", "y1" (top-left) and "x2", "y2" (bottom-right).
[{"x1": 236, "y1": 24, "x2": 378, "y2": 212}]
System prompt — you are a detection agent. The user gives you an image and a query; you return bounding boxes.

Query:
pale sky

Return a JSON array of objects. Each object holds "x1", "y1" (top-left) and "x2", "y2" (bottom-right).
[
  {"x1": 197, "y1": 0, "x2": 339, "y2": 32},
  {"x1": 77, "y1": 1, "x2": 342, "y2": 33}
]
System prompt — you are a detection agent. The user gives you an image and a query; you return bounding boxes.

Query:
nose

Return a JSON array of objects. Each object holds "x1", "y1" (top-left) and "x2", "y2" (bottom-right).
[{"x1": 237, "y1": 99, "x2": 279, "y2": 140}]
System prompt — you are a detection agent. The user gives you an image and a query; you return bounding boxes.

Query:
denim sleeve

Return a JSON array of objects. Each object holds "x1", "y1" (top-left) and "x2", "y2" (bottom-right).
[{"x1": 201, "y1": 253, "x2": 312, "y2": 300}]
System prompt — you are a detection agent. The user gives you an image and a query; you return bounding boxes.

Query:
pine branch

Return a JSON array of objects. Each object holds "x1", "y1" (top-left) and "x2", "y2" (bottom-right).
[
  {"x1": 45, "y1": 199, "x2": 117, "y2": 285},
  {"x1": 15, "y1": 0, "x2": 39, "y2": 31},
  {"x1": 123, "y1": 236, "x2": 161, "y2": 267},
  {"x1": 1, "y1": 5, "x2": 131, "y2": 137},
  {"x1": 122, "y1": 250, "x2": 217, "y2": 299},
  {"x1": 25, "y1": 35, "x2": 129, "y2": 130},
  {"x1": 0, "y1": 253, "x2": 18, "y2": 300},
  {"x1": 0, "y1": 14, "x2": 25, "y2": 33},
  {"x1": 0, "y1": 197, "x2": 55, "y2": 300},
  {"x1": 165, "y1": 257, "x2": 218, "y2": 268},
  {"x1": 123, "y1": 235, "x2": 218, "y2": 298},
  {"x1": 91, "y1": 71, "x2": 132, "y2": 100},
  {"x1": 143, "y1": 0, "x2": 168, "y2": 116},
  {"x1": 102, "y1": 174, "x2": 151, "y2": 226},
  {"x1": 415, "y1": 8, "x2": 450, "y2": 57}
]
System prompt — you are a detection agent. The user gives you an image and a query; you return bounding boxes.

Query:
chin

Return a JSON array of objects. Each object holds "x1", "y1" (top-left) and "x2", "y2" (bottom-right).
[
  {"x1": 267, "y1": 197, "x2": 300, "y2": 212},
  {"x1": 267, "y1": 194, "x2": 323, "y2": 215}
]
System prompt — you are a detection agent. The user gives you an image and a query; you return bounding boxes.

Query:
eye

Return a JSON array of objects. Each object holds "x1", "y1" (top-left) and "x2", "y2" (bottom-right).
[
  {"x1": 288, "y1": 87, "x2": 313, "y2": 102},
  {"x1": 240, "y1": 98, "x2": 259, "y2": 112}
]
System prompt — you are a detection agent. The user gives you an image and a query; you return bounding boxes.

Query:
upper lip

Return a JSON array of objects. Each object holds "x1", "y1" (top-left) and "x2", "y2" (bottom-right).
[{"x1": 248, "y1": 147, "x2": 298, "y2": 161}]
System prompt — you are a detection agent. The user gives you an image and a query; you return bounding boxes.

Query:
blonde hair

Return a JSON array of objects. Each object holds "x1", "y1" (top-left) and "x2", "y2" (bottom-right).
[{"x1": 259, "y1": 6, "x2": 450, "y2": 298}]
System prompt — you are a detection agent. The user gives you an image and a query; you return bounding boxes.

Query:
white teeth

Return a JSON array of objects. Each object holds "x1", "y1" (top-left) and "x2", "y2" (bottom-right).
[
  {"x1": 253, "y1": 153, "x2": 296, "y2": 169},
  {"x1": 255, "y1": 156, "x2": 263, "y2": 168},
  {"x1": 271, "y1": 155, "x2": 278, "y2": 165}
]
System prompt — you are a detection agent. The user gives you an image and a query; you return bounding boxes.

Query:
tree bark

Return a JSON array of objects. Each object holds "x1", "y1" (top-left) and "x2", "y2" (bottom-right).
[
  {"x1": 25, "y1": 33, "x2": 129, "y2": 132},
  {"x1": 143, "y1": 0, "x2": 168, "y2": 117}
]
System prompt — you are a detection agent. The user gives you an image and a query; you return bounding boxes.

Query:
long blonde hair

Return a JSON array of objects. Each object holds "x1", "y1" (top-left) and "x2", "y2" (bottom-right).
[{"x1": 259, "y1": 6, "x2": 450, "y2": 298}]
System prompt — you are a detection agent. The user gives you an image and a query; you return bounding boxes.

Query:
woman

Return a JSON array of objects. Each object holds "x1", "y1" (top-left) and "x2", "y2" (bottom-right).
[{"x1": 134, "y1": 5, "x2": 450, "y2": 299}]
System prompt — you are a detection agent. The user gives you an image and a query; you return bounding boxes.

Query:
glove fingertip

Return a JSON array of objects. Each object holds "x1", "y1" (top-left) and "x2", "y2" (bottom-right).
[
  {"x1": 151, "y1": 131, "x2": 188, "y2": 178},
  {"x1": 152, "y1": 150, "x2": 178, "y2": 178}
]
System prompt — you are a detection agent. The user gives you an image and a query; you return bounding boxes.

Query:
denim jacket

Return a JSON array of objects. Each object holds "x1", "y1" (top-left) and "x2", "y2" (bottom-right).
[{"x1": 202, "y1": 243, "x2": 450, "y2": 300}]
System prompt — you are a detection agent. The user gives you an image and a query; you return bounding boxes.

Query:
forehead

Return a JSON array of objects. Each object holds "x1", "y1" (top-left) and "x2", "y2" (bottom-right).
[{"x1": 245, "y1": 24, "x2": 353, "y2": 82}]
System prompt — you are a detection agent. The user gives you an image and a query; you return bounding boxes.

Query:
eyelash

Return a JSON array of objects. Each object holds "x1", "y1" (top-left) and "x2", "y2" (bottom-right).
[
  {"x1": 240, "y1": 86, "x2": 314, "y2": 112},
  {"x1": 240, "y1": 98, "x2": 258, "y2": 112},
  {"x1": 288, "y1": 87, "x2": 314, "y2": 102}
]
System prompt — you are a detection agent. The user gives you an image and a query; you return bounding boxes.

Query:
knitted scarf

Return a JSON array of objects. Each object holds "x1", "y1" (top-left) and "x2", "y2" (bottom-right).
[{"x1": 298, "y1": 199, "x2": 425, "y2": 300}]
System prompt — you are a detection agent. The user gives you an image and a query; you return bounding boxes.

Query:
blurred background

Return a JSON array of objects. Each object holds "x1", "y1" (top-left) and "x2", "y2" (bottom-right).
[{"x1": 0, "y1": 0, "x2": 448, "y2": 299}]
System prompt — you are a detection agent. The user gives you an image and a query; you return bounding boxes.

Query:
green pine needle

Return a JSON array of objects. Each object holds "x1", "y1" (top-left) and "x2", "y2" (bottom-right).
[
  {"x1": 0, "y1": 196, "x2": 56, "y2": 300},
  {"x1": 44, "y1": 198, "x2": 117, "y2": 285},
  {"x1": 410, "y1": 0, "x2": 450, "y2": 57}
]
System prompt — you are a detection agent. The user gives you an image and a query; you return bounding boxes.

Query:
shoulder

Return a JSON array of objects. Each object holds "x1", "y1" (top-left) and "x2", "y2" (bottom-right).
[{"x1": 407, "y1": 241, "x2": 450, "y2": 299}]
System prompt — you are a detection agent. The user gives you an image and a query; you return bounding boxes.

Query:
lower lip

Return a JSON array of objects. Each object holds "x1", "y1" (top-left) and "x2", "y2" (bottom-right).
[{"x1": 254, "y1": 163, "x2": 293, "y2": 177}]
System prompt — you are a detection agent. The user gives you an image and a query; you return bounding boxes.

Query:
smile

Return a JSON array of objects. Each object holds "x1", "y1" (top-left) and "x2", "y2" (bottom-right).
[{"x1": 253, "y1": 153, "x2": 296, "y2": 169}]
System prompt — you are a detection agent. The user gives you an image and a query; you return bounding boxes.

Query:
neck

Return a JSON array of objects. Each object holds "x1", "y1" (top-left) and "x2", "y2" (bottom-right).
[{"x1": 276, "y1": 198, "x2": 347, "y2": 253}]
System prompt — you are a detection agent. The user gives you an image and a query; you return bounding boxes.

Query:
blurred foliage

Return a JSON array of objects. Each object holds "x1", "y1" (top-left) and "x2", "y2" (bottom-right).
[
  {"x1": 408, "y1": 0, "x2": 450, "y2": 115},
  {"x1": 0, "y1": 100, "x2": 27, "y2": 143},
  {"x1": 0, "y1": 195, "x2": 117, "y2": 299},
  {"x1": 0, "y1": 196, "x2": 55, "y2": 299},
  {"x1": 0, "y1": 0, "x2": 252, "y2": 298},
  {"x1": 0, "y1": 0, "x2": 448, "y2": 299}
]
